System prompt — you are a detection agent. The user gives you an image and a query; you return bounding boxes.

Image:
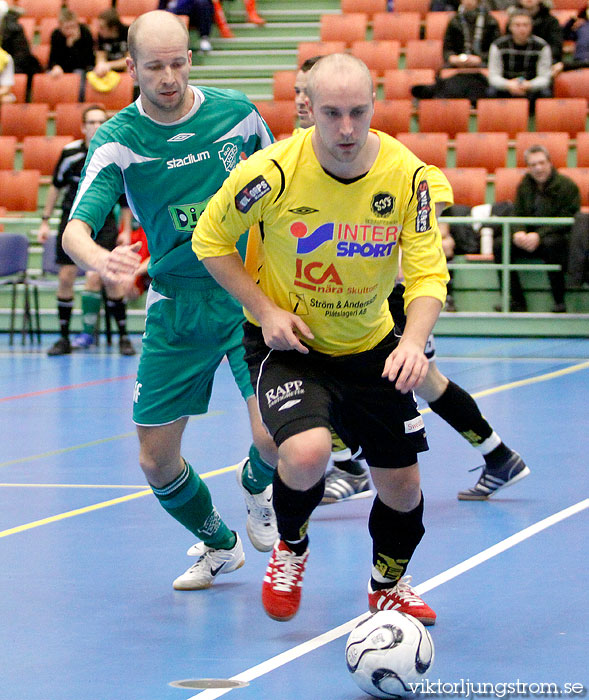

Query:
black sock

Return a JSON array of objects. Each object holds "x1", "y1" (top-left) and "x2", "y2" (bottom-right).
[
  {"x1": 429, "y1": 380, "x2": 493, "y2": 447},
  {"x1": 332, "y1": 457, "x2": 366, "y2": 476},
  {"x1": 369, "y1": 494, "x2": 424, "y2": 590},
  {"x1": 272, "y1": 471, "x2": 324, "y2": 554},
  {"x1": 106, "y1": 297, "x2": 128, "y2": 338},
  {"x1": 57, "y1": 297, "x2": 74, "y2": 339},
  {"x1": 484, "y1": 443, "x2": 514, "y2": 470}
]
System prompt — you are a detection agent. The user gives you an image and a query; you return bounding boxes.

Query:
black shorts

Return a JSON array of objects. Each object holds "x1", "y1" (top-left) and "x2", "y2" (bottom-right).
[
  {"x1": 388, "y1": 283, "x2": 436, "y2": 361},
  {"x1": 242, "y1": 322, "x2": 428, "y2": 469},
  {"x1": 55, "y1": 216, "x2": 119, "y2": 266}
]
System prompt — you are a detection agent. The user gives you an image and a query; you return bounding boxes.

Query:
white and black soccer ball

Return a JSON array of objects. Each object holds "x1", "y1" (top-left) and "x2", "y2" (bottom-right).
[{"x1": 345, "y1": 610, "x2": 434, "y2": 699}]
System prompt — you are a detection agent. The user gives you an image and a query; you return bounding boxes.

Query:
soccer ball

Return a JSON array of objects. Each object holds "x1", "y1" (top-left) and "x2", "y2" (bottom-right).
[{"x1": 345, "y1": 610, "x2": 434, "y2": 698}]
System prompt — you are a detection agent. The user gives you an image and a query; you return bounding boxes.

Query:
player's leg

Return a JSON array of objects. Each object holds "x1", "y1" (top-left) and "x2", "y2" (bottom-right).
[
  {"x1": 321, "y1": 428, "x2": 371, "y2": 505},
  {"x1": 224, "y1": 306, "x2": 279, "y2": 551},
  {"x1": 96, "y1": 223, "x2": 135, "y2": 355},
  {"x1": 263, "y1": 426, "x2": 331, "y2": 621},
  {"x1": 334, "y1": 329, "x2": 436, "y2": 625},
  {"x1": 133, "y1": 282, "x2": 244, "y2": 589},
  {"x1": 71, "y1": 270, "x2": 101, "y2": 350},
  {"x1": 243, "y1": 0, "x2": 265, "y2": 24},
  {"x1": 367, "y1": 463, "x2": 435, "y2": 626},
  {"x1": 47, "y1": 263, "x2": 78, "y2": 355},
  {"x1": 103, "y1": 278, "x2": 135, "y2": 355},
  {"x1": 137, "y1": 420, "x2": 244, "y2": 590},
  {"x1": 242, "y1": 322, "x2": 331, "y2": 620},
  {"x1": 419, "y1": 360, "x2": 529, "y2": 501}
]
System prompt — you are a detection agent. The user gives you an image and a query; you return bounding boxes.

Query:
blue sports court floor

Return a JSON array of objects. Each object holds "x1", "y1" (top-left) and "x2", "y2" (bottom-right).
[{"x1": 0, "y1": 334, "x2": 587, "y2": 700}]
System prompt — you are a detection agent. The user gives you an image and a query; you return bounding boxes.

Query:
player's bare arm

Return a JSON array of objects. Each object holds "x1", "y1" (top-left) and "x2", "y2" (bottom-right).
[
  {"x1": 382, "y1": 296, "x2": 442, "y2": 393},
  {"x1": 202, "y1": 252, "x2": 314, "y2": 353},
  {"x1": 62, "y1": 218, "x2": 142, "y2": 285}
]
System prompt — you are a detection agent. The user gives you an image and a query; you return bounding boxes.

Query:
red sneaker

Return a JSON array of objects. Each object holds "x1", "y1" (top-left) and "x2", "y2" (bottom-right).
[
  {"x1": 262, "y1": 540, "x2": 309, "y2": 621},
  {"x1": 368, "y1": 576, "x2": 436, "y2": 626}
]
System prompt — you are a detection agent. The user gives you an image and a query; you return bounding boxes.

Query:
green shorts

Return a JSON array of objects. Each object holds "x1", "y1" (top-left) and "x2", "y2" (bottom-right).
[{"x1": 132, "y1": 278, "x2": 253, "y2": 426}]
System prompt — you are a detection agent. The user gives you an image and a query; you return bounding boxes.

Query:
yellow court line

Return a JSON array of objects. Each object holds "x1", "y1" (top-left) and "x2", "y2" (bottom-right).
[
  {"x1": 0, "y1": 464, "x2": 239, "y2": 540},
  {"x1": 1, "y1": 360, "x2": 588, "y2": 539},
  {"x1": 0, "y1": 483, "x2": 148, "y2": 489},
  {"x1": 0, "y1": 411, "x2": 222, "y2": 470},
  {"x1": 420, "y1": 359, "x2": 589, "y2": 416}
]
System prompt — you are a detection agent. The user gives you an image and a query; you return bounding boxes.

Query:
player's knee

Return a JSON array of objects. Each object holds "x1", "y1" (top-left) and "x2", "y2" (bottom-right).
[
  {"x1": 373, "y1": 464, "x2": 421, "y2": 512},
  {"x1": 280, "y1": 429, "x2": 331, "y2": 480}
]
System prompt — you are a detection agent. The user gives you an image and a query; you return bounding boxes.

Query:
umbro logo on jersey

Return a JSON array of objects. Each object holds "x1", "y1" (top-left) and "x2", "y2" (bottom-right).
[
  {"x1": 167, "y1": 133, "x2": 196, "y2": 142},
  {"x1": 288, "y1": 207, "x2": 318, "y2": 215}
]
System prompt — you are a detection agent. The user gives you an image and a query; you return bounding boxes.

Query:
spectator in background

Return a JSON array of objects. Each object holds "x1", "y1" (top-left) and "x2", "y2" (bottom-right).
[
  {"x1": 37, "y1": 105, "x2": 136, "y2": 357},
  {"x1": 0, "y1": 44, "x2": 15, "y2": 102},
  {"x1": 49, "y1": 7, "x2": 94, "y2": 100},
  {"x1": 494, "y1": 145, "x2": 581, "y2": 312},
  {"x1": 93, "y1": 8, "x2": 129, "y2": 76},
  {"x1": 0, "y1": 2, "x2": 42, "y2": 86},
  {"x1": 158, "y1": 0, "x2": 215, "y2": 52},
  {"x1": 487, "y1": 9, "x2": 552, "y2": 109},
  {"x1": 562, "y1": 0, "x2": 589, "y2": 69},
  {"x1": 512, "y1": 0, "x2": 564, "y2": 75},
  {"x1": 443, "y1": 0, "x2": 501, "y2": 68}
]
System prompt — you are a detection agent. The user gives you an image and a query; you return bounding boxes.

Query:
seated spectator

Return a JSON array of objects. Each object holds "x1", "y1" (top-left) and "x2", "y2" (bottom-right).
[
  {"x1": 487, "y1": 9, "x2": 552, "y2": 110},
  {"x1": 562, "y1": 0, "x2": 589, "y2": 69},
  {"x1": 511, "y1": 0, "x2": 564, "y2": 75},
  {"x1": 443, "y1": 0, "x2": 501, "y2": 68},
  {"x1": 158, "y1": 0, "x2": 214, "y2": 52},
  {"x1": 49, "y1": 8, "x2": 95, "y2": 80},
  {"x1": 493, "y1": 145, "x2": 581, "y2": 312},
  {"x1": 0, "y1": 2, "x2": 42, "y2": 84},
  {"x1": 0, "y1": 44, "x2": 15, "y2": 102},
  {"x1": 93, "y1": 8, "x2": 128, "y2": 77}
]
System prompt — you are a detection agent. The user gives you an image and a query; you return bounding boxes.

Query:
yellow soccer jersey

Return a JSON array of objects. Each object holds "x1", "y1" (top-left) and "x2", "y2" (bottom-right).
[
  {"x1": 194, "y1": 128, "x2": 449, "y2": 356},
  {"x1": 425, "y1": 165, "x2": 454, "y2": 209}
]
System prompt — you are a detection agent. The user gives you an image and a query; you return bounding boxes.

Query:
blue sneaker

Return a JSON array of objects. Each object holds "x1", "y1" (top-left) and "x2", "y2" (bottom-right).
[
  {"x1": 458, "y1": 451, "x2": 530, "y2": 500},
  {"x1": 71, "y1": 332, "x2": 95, "y2": 349}
]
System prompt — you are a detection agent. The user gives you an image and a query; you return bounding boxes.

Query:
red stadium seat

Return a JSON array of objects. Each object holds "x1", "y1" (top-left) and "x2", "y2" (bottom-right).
[
  {"x1": 442, "y1": 168, "x2": 488, "y2": 206},
  {"x1": 514, "y1": 132, "x2": 569, "y2": 169},
  {"x1": 455, "y1": 132, "x2": 509, "y2": 172},
  {"x1": 0, "y1": 170, "x2": 41, "y2": 211},
  {"x1": 371, "y1": 101, "x2": 412, "y2": 136},
  {"x1": 396, "y1": 132, "x2": 449, "y2": 168},
  {"x1": 418, "y1": 99, "x2": 470, "y2": 137}
]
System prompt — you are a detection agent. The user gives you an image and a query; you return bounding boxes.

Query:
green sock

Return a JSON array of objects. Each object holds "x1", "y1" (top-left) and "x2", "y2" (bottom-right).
[
  {"x1": 151, "y1": 460, "x2": 236, "y2": 550},
  {"x1": 81, "y1": 291, "x2": 101, "y2": 335},
  {"x1": 241, "y1": 443, "x2": 275, "y2": 494}
]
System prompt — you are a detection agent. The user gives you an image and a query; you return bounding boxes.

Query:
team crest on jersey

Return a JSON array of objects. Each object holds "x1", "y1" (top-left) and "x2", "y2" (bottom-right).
[
  {"x1": 218, "y1": 142, "x2": 239, "y2": 172},
  {"x1": 371, "y1": 192, "x2": 395, "y2": 217},
  {"x1": 416, "y1": 181, "x2": 432, "y2": 232},
  {"x1": 167, "y1": 132, "x2": 195, "y2": 142},
  {"x1": 168, "y1": 199, "x2": 210, "y2": 233}
]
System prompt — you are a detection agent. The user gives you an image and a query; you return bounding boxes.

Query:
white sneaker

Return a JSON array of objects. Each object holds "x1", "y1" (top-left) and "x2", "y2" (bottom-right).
[
  {"x1": 199, "y1": 37, "x2": 212, "y2": 52},
  {"x1": 172, "y1": 532, "x2": 245, "y2": 590},
  {"x1": 235, "y1": 458, "x2": 277, "y2": 552}
]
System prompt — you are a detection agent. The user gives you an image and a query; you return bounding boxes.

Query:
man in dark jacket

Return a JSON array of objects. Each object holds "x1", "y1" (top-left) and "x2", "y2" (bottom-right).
[
  {"x1": 443, "y1": 0, "x2": 501, "y2": 67},
  {"x1": 494, "y1": 145, "x2": 581, "y2": 312},
  {"x1": 516, "y1": 0, "x2": 564, "y2": 73}
]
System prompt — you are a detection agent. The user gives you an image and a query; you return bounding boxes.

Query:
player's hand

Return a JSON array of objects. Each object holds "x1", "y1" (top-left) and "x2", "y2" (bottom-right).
[
  {"x1": 382, "y1": 338, "x2": 429, "y2": 394},
  {"x1": 97, "y1": 241, "x2": 143, "y2": 285},
  {"x1": 37, "y1": 221, "x2": 50, "y2": 243},
  {"x1": 260, "y1": 308, "x2": 314, "y2": 353}
]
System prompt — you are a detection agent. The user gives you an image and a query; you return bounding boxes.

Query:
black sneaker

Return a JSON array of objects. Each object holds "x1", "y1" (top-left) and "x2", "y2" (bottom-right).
[
  {"x1": 119, "y1": 336, "x2": 136, "y2": 356},
  {"x1": 458, "y1": 451, "x2": 530, "y2": 500},
  {"x1": 47, "y1": 337, "x2": 71, "y2": 356}
]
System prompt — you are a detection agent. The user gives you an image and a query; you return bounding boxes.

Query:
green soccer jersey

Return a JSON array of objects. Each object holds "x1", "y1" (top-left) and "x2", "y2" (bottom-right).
[{"x1": 70, "y1": 86, "x2": 273, "y2": 286}]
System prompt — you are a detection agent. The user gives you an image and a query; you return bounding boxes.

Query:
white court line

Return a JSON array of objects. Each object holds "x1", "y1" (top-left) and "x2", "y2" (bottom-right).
[{"x1": 188, "y1": 498, "x2": 589, "y2": 700}]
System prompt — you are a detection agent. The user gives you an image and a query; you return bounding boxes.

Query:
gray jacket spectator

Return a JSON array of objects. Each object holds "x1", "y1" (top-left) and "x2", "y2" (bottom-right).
[{"x1": 488, "y1": 9, "x2": 552, "y2": 101}]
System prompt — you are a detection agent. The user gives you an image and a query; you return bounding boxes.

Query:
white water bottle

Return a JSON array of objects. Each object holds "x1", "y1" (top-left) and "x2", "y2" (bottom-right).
[{"x1": 480, "y1": 227, "x2": 493, "y2": 256}]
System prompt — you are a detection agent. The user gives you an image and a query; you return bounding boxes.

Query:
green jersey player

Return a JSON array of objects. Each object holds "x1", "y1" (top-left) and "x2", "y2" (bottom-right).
[{"x1": 63, "y1": 11, "x2": 279, "y2": 591}]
